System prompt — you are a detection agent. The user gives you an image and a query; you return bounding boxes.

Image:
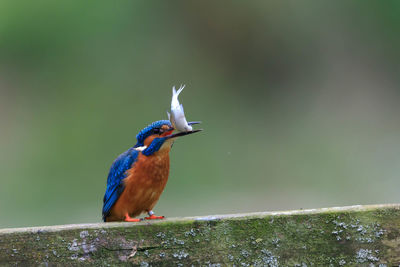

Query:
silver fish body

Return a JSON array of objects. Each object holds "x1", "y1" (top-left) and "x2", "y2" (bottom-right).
[{"x1": 167, "y1": 85, "x2": 193, "y2": 132}]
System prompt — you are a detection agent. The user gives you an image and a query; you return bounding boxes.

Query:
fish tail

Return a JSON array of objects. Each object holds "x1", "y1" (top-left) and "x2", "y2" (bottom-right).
[
  {"x1": 176, "y1": 84, "x2": 185, "y2": 95},
  {"x1": 172, "y1": 84, "x2": 185, "y2": 97}
]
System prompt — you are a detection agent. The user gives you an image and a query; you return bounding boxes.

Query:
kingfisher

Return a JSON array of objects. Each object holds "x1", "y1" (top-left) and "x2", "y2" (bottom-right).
[{"x1": 102, "y1": 120, "x2": 201, "y2": 222}]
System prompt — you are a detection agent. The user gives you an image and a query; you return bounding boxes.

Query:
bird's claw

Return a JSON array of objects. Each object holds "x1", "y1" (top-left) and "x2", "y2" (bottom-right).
[
  {"x1": 145, "y1": 215, "x2": 165, "y2": 220},
  {"x1": 124, "y1": 213, "x2": 142, "y2": 222}
]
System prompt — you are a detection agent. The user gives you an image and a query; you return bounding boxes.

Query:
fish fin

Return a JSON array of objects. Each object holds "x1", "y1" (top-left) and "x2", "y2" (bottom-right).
[
  {"x1": 172, "y1": 86, "x2": 177, "y2": 95},
  {"x1": 167, "y1": 111, "x2": 176, "y2": 128}
]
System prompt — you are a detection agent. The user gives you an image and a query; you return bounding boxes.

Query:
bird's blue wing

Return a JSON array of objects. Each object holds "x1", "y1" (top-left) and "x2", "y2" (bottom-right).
[{"x1": 102, "y1": 147, "x2": 139, "y2": 221}]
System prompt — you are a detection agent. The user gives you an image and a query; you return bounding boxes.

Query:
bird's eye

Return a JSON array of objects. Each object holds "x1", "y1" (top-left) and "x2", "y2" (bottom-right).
[{"x1": 153, "y1": 128, "x2": 161, "y2": 134}]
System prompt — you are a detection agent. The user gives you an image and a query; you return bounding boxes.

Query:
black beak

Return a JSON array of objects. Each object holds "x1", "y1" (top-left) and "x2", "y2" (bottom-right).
[
  {"x1": 188, "y1": 121, "x2": 201, "y2": 126},
  {"x1": 165, "y1": 129, "x2": 203, "y2": 139}
]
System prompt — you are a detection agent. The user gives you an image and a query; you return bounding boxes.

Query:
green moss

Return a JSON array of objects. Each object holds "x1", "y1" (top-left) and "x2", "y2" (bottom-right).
[{"x1": 1, "y1": 205, "x2": 400, "y2": 266}]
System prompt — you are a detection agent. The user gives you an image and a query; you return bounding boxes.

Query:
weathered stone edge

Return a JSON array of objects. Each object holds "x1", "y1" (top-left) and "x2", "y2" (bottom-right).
[{"x1": 1, "y1": 204, "x2": 399, "y2": 234}]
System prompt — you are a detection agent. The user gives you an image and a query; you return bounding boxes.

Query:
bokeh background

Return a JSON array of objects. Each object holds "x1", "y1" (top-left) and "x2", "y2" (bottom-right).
[{"x1": 1, "y1": 1, "x2": 400, "y2": 228}]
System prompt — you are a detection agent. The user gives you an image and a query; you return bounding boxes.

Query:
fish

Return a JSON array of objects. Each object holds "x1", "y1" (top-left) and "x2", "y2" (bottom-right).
[{"x1": 167, "y1": 85, "x2": 200, "y2": 132}]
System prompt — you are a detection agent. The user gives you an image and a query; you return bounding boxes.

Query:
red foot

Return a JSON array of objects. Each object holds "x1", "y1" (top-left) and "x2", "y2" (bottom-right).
[
  {"x1": 124, "y1": 213, "x2": 142, "y2": 222},
  {"x1": 145, "y1": 215, "x2": 165, "y2": 220}
]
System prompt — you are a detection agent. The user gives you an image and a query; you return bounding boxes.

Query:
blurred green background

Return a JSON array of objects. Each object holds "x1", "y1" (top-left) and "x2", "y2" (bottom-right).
[{"x1": 1, "y1": 1, "x2": 400, "y2": 228}]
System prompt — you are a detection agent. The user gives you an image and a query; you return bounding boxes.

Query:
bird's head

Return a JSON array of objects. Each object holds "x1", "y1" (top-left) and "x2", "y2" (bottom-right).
[{"x1": 134, "y1": 120, "x2": 201, "y2": 156}]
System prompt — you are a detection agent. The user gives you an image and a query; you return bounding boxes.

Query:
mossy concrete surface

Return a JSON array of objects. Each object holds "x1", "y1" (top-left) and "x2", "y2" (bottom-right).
[{"x1": 0, "y1": 204, "x2": 400, "y2": 266}]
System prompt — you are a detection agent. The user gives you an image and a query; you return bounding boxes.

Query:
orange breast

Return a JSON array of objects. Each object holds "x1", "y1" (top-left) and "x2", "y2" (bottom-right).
[{"x1": 106, "y1": 151, "x2": 170, "y2": 221}]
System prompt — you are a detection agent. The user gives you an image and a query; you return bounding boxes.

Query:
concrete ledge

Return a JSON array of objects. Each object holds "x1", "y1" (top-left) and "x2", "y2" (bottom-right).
[{"x1": 1, "y1": 204, "x2": 399, "y2": 266}]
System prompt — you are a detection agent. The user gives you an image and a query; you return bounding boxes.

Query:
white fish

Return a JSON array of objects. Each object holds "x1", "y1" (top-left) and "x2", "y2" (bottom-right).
[{"x1": 167, "y1": 85, "x2": 200, "y2": 132}]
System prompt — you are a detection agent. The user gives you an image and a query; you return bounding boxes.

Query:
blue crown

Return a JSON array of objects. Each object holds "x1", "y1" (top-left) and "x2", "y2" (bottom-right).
[{"x1": 135, "y1": 120, "x2": 172, "y2": 147}]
